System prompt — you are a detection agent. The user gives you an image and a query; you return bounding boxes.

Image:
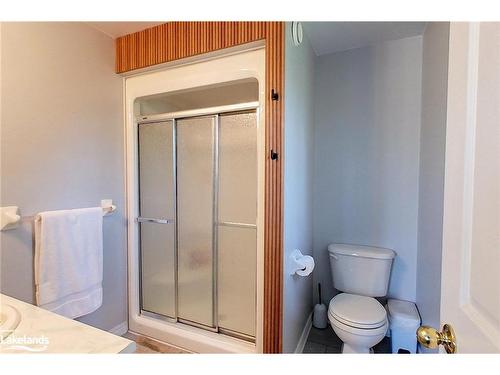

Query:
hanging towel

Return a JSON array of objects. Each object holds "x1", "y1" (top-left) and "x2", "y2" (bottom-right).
[{"x1": 34, "y1": 207, "x2": 103, "y2": 319}]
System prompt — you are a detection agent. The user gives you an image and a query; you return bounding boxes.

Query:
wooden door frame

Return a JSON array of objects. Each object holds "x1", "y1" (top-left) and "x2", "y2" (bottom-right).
[{"x1": 115, "y1": 22, "x2": 284, "y2": 353}]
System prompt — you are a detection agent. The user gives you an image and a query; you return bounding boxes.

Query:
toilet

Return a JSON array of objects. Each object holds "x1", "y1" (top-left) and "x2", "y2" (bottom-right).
[{"x1": 327, "y1": 243, "x2": 396, "y2": 353}]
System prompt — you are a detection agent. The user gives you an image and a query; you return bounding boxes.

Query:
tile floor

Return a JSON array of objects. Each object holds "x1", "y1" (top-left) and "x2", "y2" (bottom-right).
[
  {"x1": 123, "y1": 332, "x2": 190, "y2": 354},
  {"x1": 303, "y1": 326, "x2": 392, "y2": 354}
]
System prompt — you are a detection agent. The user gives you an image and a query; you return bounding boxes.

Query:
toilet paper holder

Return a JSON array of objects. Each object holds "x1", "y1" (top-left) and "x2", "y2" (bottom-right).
[{"x1": 289, "y1": 249, "x2": 315, "y2": 276}]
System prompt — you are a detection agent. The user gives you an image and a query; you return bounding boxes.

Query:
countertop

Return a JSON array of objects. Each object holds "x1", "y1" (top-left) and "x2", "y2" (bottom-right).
[{"x1": 0, "y1": 293, "x2": 135, "y2": 354}]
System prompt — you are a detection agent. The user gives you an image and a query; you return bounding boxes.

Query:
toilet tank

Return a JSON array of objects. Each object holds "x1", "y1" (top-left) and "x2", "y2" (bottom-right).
[{"x1": 328, "y1": 243, "x2": 396, "y2": 297}]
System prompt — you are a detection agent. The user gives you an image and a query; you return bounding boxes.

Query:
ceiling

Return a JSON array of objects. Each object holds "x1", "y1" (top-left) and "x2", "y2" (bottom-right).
[
  {"x1": 302, "y1": 22, "x2": 427, "y2": 56},
  {"x1": 87, "y1": 22, "x2": 164, "y2": 38},
  {"x1": 87, "y1": 22, "x2": 427, "y2": 50}
]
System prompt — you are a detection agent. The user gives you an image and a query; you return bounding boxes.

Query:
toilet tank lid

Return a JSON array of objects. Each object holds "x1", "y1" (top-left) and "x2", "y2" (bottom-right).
[{"x1": 328, "y1": 243, "x2": 396, "y2": 260}]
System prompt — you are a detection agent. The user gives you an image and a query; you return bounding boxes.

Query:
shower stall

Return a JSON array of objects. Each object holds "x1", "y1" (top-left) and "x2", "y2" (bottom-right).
[
  {"x1": 137, "y1": 107, "x2": 258, "y2": 341},
  {"x1": 125, "y1": 47, "x2": 265, "y2": 353}
]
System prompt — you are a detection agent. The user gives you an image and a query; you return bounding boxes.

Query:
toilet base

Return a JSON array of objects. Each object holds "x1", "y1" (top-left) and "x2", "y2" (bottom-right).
[{"x1": 341, "y1": 343, "x2": 374, "y2": 354}]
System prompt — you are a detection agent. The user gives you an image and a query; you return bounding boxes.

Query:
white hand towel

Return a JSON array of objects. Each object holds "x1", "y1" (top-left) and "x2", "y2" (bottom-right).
[{"x1": 34, "y1": 207, "x2": 103, "y2": 319}]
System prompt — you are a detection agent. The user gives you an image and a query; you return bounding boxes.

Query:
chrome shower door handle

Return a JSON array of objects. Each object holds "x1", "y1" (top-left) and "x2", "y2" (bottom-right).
[{"x1": 136, "y1": 217, "x2": 174, "y2": 224}]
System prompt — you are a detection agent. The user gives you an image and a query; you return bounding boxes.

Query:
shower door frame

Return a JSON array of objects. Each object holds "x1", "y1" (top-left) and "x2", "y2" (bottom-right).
[
  {"x1": 118, "y1": 23, "x2": 285, "y2": 353},
  {"x1": 137, "y1": 102, "x2": 259, "y2": 342},
  {"x1": 124, "y1": 47, "x2": 266, "y2": 353}
]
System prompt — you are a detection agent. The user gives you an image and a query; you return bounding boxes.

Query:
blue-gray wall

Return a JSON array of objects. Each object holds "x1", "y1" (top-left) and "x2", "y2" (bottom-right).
[
  {"x1": 283, "y1": 23, "x2": 316, "y2": 353},
  {"x1": 312, "y1": 36, "x2": 423, "y2": 305},
  {"x1": 0, "y1": 22, "x2": 126, "y2": 331},
  {"x1": 416, "y1": 23, "x2": 449, "y2": 348}
]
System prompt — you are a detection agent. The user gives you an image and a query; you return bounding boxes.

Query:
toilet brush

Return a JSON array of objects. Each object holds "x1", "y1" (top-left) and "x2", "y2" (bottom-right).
[{"x1": 313, "y1": 283, "x2": 328, "y2": 329}]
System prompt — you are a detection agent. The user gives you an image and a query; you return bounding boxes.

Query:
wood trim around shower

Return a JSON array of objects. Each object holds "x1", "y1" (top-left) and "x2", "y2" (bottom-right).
[{"x1": 115, "y1": 21, "x2": 284, "y2": 354}]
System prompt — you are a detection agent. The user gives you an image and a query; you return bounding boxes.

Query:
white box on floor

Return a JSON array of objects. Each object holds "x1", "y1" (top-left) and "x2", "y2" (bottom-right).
[{"x1": 386, "y1": 299, "x2": 420, "y2": 354}]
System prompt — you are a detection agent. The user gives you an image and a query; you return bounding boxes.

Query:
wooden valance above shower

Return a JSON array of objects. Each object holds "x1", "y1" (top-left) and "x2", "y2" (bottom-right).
[
  {"x1": 115, "y1": 21, "x2": 275, "y2": 73},
  {"x1": 115, "y1": 22, "x2": 284, "y2": 354}
]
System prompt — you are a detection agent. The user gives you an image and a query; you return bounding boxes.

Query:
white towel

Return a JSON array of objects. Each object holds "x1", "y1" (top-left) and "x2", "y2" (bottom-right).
[{"x1": 34, "y1": 207, "x2": 103, "y2": 319}]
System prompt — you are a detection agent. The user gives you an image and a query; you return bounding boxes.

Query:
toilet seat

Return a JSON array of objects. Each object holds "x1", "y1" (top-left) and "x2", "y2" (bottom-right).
[
  {"x1": 330, "y1": 314, "x2": 389, "y2": 337},
  {"x1": 328, "y1": 293, "x2": 387, "y2": 329},
  {"x1": 328, "y1": 296, "x2": 389, "y2": 353},
  {"x1": 329, "y1": 311, "x2": 386, "y2": 330}
]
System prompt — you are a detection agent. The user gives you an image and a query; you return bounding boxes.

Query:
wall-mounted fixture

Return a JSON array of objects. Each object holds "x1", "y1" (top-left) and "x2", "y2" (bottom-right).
[
  {"x1": 0, "y1": 206, "x2": 20, "y2": 231},
  {"x1": 289, "y1": 249, "x2": 314, "y2": 276},
  {"x1": 100, "y1": 199, "x2": 117, "y2": 216},
  {"x1": 0, "y1": 199, "x2": 116, "y2": 231},
  {"x1": 291, "y1": 22, "x2": 303, "y2": 46}
]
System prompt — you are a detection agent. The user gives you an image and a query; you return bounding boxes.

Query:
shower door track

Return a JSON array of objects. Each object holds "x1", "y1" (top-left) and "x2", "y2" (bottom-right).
[
  {"x1": 136, "y1": 101, "x2": 259, "y2": 124},
  {"x1": 140, "y1": 309, "x2": 256, "y2": 343},
  {"x1": 137, "y1": 101, "x2": 259, "y2": 343}
]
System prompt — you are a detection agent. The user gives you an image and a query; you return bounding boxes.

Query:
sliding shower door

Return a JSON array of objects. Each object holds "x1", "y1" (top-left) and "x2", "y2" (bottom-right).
[
  {"x1": 217, "y1": 112, "x2": 257, "y2": 338},
  {"x1": 138, "y1": 121, "x2": 176, "y2": 318},
  {"x1": 176, "y1": 116, "x2": 216, "y2": 328},
  {"x1": 137, "y1": 109, "x2": 257, "y2": 339}
]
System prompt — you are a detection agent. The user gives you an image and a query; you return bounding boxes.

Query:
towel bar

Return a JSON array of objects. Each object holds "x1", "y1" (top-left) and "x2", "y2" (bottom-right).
[{"x1": 0, "y1": 200, "x2": 116, "y2": 230}]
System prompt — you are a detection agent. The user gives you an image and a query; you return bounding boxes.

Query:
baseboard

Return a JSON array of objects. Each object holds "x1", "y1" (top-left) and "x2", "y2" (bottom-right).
[
  {"x1": 295, "y1": 311, "x2": 313, "y2": 354},
  {"x1": 109, "y1": 321, "x2": 128, "y2": 336}
]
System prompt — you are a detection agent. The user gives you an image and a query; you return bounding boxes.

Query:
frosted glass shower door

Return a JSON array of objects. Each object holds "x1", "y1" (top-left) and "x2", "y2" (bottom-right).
[
  {"x1": 138, "y1": 121, "x2": 176, "y2": 318},
  {"x1": 176, "y1": 116, "x2": 216, "y2": 327},
  {"x1": 217, "y1": 112, "x2": 257, "y2": 337},
  {"x1": 137, "y1": 109, "x2": 258, "y2": 337}
]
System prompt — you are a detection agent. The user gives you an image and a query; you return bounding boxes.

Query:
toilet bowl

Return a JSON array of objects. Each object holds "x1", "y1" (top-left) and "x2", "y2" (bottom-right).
[
  {"x1": 327, "y1": 244, "x2": 396, "y2": 354},
  {"x1": 328, "y1": 293, "x2": 388, "y2": 353}
]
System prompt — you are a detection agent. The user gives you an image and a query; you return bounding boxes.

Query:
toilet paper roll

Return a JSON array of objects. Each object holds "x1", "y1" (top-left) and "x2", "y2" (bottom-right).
[{"x1": 296, "y1": 255, "x2": 315, "y2": 276}]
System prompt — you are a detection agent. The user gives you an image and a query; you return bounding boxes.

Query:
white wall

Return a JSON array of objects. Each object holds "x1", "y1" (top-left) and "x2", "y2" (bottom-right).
[
  {"x1": 283, "y1": 23, "x2": 316, "y2": 353},
  {"x1": 416, "y1": 23, "x2": 449, "y2": 337},
  {"x1": 0, "y1": 22, "x2": 126, "y2": 331},
  {"x1": 312, "y1": 36, "x2": 423, "y2": 304}
]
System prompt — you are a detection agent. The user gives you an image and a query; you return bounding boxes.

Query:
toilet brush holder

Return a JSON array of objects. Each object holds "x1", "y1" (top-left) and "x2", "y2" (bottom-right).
[
  {"x1": 313, "y1": 283, "x2": 328, "y2": 329},
  {"x1": 313, "y1": 304, "x2": 327, "y2": 329}
]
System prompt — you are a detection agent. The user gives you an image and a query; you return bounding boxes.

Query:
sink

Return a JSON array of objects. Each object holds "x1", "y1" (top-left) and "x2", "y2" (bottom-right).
[{"x1": 0, "y1": 303, "x2": 21, "y2": 339}]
